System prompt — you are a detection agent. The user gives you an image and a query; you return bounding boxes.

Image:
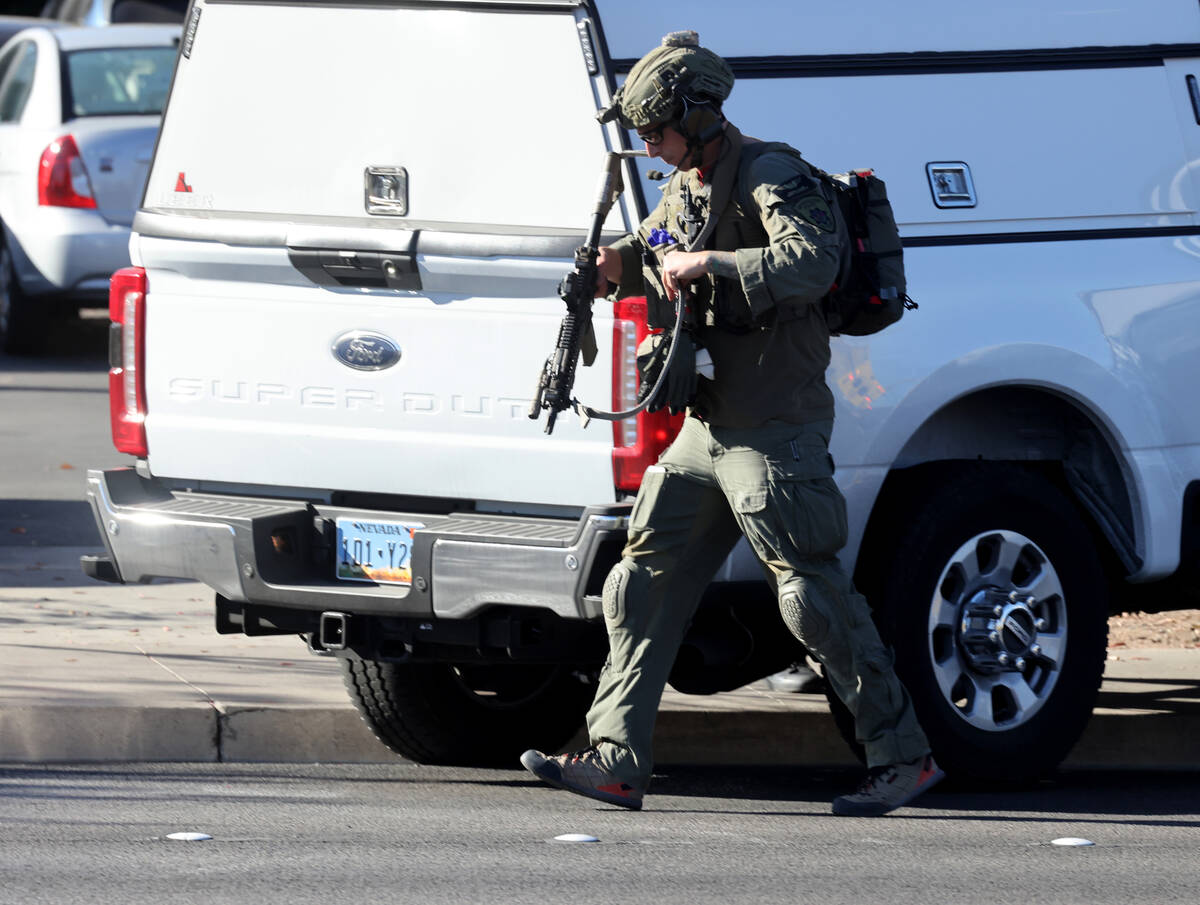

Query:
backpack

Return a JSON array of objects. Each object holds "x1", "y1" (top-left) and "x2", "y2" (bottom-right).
[{"x1": 738, "y1": 143, "x2": 917, "y2": 336}]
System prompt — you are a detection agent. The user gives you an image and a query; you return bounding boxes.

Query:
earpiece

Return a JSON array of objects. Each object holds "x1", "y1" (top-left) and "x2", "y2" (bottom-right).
[{"x1": 677, "y1": 96, "x2": 723, "y2": 145}]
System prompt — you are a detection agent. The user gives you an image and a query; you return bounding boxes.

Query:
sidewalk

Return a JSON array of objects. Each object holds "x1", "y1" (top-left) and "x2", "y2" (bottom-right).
[{"x1": 2, "y1": 546, "x2": 1199, "y2": 768}]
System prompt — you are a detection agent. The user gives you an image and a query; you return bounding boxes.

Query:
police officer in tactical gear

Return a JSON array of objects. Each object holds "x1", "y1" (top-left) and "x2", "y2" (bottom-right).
[{"x1": 522, "y1": 31, "x2": 942, "y2": 817}]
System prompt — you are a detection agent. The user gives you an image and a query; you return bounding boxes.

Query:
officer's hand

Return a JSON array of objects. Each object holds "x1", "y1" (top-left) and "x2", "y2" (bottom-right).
[
  {"x1": 662, "y1": 334, "x2": 697, "y2": 414},
  {"x1": 661, "y1": 250, "x2": 709, "y2": 301},
  {"x1": 594, "y1": 246, "x2": 623, "y2": 297},
  {"x1": 636, "y1": 332, "x2": 697, "y2": 415}
]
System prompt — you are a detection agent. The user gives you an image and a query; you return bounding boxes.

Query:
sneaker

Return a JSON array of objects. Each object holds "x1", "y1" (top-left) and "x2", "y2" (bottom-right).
[
  {"x1": 520, "y1": 747, "x2": 644, "y2": 810},
  {"x1": 832, "y1": 754, "x2": 945, "y2": 817}
]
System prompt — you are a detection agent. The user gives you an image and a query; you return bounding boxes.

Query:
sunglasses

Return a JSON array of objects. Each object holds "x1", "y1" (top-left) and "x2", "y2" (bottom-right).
[{"x1": 637, "y1": 124, "x2": 668, "y2": 145}]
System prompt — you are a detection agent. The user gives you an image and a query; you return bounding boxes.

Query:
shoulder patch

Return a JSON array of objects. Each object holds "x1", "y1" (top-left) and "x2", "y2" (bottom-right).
[
  {"x1": 742, "y1": 147, "x2": 837, "y2": 234},
  {"x1": 797, "y1": 197, "x2": 836, "y2": 233}
]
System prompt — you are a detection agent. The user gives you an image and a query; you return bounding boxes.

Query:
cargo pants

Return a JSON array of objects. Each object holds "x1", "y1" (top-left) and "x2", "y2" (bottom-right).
[{"x1": 585, "y1": 416, "x2": 930, "y2": 789}]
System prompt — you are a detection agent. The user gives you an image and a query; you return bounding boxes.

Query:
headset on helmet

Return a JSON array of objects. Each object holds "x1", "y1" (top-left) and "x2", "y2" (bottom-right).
[{"x1": 598, "y1": 31, "x2": 734, "y2": 161}]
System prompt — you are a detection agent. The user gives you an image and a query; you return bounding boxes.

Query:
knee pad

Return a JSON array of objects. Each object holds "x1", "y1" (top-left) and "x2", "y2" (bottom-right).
[
  {"x1": 780, "y1": 575, "x2": 889, "y2": 675},
  {"x1": 778, "y1": 576, "x2": 832, "y2": 651},
  {"x1": 601, "y1": 559, "x2": 651, "y2": 631}
]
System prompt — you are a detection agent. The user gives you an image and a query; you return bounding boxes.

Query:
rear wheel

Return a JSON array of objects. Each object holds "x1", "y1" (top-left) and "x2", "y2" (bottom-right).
[
  {"x1": 0, "y1": 237, "x2": 44, "y2": 356},
  {"x1": 836, "y1": 464, "x2": 1109, "y2": 782},
  {"x1": 341, "y1": 659, "x2": 595, "y2": 766}
]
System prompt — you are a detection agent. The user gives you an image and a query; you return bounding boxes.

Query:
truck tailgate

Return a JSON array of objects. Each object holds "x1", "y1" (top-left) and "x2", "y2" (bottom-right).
[
  {"x1": 134, "y1": 0, "x2": 633, "y2": 507},
  {"x1": 137, "y1": 235, "x2": 619, "y2": 505}
]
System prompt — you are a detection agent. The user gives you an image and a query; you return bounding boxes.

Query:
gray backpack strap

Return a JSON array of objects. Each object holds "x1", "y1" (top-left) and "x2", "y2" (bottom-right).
[
  {"x1": 685, "y1": 124, "x2": 745, "y2": 252},
  {"x1": 735, "y1": 140, "x2": 801, "y2": 214}
]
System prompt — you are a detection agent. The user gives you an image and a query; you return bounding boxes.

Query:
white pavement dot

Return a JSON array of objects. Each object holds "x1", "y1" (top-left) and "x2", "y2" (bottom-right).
[
  {"x1": 166, "y1": 832, "x2": 213, "y2": 841},
  {"x1": 1051, "y1": 837, "x2": 1095, "y2": 847},
  {"x1": 553, "y1": 833, "x2": 599, "y2": 843}
]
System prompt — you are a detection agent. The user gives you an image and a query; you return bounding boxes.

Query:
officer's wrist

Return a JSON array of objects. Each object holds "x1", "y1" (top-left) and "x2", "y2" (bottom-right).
[{"x1": 706, "y1": 251, "x2": 739, "y2": 279}]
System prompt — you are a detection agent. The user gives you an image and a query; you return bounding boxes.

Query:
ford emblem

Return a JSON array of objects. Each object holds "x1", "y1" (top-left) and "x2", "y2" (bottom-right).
[{"x1": 332, "y1": 331, "x2": 401, "y2": 371}]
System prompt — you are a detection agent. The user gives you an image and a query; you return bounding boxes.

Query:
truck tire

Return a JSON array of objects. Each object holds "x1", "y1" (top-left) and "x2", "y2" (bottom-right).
[
  {"x1": 0, "y1": 237, "x2": 42, "y2": 356},
  {"x1": 341, "y1": 659, "x2": 594, "y2": 766},
  {"x1": 834, "y1": 464, "x2": 1109, "y2": 782}
]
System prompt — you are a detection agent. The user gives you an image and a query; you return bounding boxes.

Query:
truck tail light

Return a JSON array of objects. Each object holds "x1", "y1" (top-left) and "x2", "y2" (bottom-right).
[
  {"x1": 109, "y1": 267, "x2": 148, "y2": 456},
  {"x1": 38, "y1": 135, "x2": 97, "y2": 209},
  {"x1": 611, "y1": 297, "x2": 683, "y2": 492}
]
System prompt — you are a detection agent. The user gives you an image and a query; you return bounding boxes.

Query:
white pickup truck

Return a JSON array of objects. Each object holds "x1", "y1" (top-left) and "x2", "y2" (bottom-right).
[{"x1": 84, "y1": 0, "x2": 1200, "y2": 781}]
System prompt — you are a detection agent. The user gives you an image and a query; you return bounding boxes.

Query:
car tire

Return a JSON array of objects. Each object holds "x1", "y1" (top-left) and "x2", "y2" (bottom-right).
[
  {"x1": 0, "y1": 237, "x2": 44, "y2": 356},
  {"x1": 341, "y1": 659, "x2": 595, "y2": 766},
  {"x1": 832, "y1": 463, "x2": 1109, "y2": 782}
]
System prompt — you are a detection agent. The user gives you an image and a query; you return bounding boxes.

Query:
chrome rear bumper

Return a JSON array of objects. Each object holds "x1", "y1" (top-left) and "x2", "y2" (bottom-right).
[{"x1": 84, "y1": 468, "x2": 627, "y2": 622}]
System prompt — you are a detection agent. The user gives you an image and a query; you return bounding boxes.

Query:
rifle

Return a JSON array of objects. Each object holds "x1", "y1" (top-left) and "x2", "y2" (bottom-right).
[{"x1": 529, "y1": 150, "x2": 644, "y2": 434}]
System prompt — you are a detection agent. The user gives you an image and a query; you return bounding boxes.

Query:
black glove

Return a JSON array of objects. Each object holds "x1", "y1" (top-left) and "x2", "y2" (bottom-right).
[{"x1": 636, "y1": 332, "x2": 697, "y2": 415}]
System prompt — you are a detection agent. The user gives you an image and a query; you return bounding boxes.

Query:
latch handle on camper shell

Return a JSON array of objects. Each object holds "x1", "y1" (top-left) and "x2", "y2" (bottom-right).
[{"x1": 288, "y1": 240, "x2": 421, "y2": 291}]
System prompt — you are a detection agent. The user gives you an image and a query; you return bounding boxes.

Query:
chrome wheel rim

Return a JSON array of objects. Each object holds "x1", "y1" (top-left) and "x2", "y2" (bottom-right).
[{"x1": 928, "y1": 530, "x2": 1068, "y2": 732}]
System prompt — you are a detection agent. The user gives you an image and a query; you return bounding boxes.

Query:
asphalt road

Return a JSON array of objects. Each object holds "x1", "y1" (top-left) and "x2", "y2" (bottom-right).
[
  {"x1": 1, "y1": 762, "x2": 1198, "y2": 905},
  {"x1": 3, "y1": 315, "x2": 1199, "y2": 905},
  {"x1": 0, "y1": 313, "x2": 130, "y2": 548}
]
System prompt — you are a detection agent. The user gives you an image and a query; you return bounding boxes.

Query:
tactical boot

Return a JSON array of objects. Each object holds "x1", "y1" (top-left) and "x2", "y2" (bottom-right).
[
  {"x1": 832, "y1": 754, "x2": 944, "y2": 817},
  {"x1": 520, "y1": 747, "x2": 644, "y2": 810}
]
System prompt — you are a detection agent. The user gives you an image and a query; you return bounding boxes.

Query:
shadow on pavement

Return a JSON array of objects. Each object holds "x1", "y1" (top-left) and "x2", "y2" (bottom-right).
[
  {"x1": 638, "y1": 764, "x2": 1200, "y2": 822},
  {"x1": 3, "y1": 763, "x2": 1198, "y2": 826},
  {"x1": 1095, "y1": 675, "x2": 1200, "y2": 715},
  {"x1": 1, "y1": 499, "x2": 102, "y2": 550}
]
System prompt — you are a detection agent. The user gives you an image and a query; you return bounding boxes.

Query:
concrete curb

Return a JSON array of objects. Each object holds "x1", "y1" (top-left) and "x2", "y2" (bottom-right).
[
  {"x1": 3, "y1": 547, "x2": 1199, "y2": 769},
  {"x1": 0, "y1": 700, "x2": 846, "y2": 766},
  {"x1": 0, "y1": 693, "x2": 857, "y2": 766},
  {"x1": 4, "y1": 696, "x2": 1200, "y2": 770},
  {"x1": 1, "y1": 705, "x2": 219, "y2": 763}
]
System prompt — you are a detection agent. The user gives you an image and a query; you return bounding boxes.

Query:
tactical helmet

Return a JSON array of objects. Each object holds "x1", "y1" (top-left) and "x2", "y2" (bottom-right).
[{"x1": 599, "y1": 31, "x2": 735, "y2": 132}]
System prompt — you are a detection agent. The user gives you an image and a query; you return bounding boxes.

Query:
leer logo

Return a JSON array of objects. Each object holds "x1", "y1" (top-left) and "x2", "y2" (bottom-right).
[{"x1": 174, "y1": 173, "x2": 193, "y2": 193}]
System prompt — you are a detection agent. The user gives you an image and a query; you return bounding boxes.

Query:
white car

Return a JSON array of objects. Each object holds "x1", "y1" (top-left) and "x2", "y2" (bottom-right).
[
  {"x1": 0, "y1": 23, "x2": 179, "y2": 354},
  {"x1": 39, "y1": 0, "x2": 187, "y2": 27}
]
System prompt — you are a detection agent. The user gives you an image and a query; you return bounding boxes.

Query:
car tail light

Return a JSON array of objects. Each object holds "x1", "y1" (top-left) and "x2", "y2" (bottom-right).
[
  {"x1": 611, "y1": 297, "x2": 683, "y2": 492},
  {"x1": 38, "y1": 135, "x2": 97, "y2": 209},
  {"x1": 109, "y1": 267, "x2": 148, "y2": 456}
]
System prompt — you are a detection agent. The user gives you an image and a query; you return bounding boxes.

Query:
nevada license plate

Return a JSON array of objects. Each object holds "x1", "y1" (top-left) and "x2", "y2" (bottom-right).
[{"x1": 335, "y1": 517, "x2": 423, "y2": 585}]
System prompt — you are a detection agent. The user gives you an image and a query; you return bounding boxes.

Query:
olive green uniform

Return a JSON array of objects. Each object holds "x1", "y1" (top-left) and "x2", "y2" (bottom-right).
[{"x1": 585, "y1": 125, "x2": 930, "y2": 788}]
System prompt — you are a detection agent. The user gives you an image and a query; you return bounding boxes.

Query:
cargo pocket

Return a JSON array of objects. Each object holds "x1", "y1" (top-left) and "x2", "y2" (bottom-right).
[
  {"x1": 720, "y1": 446, "x2": 783, "y2": 562},
  {"x1": 731, "y1": 487, "x2": 768, "y2": 515},
  {"x1": 731, "y1": 482, "x2": 793, "y2": 570},
  {"x1": 766, "y1": 438, "x2": 848, "y2": 559},
  {"x1": 628, "y1": 466, "x2": 668, "y2": 537}
]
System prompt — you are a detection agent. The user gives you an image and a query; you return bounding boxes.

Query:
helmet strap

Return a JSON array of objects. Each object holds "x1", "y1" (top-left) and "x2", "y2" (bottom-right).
[{"x1": 675, "y1": 96, "x2": 724, "y2": 168}]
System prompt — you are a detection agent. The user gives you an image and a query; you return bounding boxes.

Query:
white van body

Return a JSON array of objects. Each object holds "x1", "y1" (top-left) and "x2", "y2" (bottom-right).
[{"x1": 85, "y1": 0, "x2": 1200, "y2": 779}]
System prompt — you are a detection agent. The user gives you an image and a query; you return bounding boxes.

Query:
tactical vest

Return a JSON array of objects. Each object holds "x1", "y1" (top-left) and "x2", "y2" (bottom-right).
[
  {"x1": 638, "y1": 128, "x2": 836, "y2": 334},
  {"x1": 634, "y1": 125, "x2": 842, "y2": 427}
]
